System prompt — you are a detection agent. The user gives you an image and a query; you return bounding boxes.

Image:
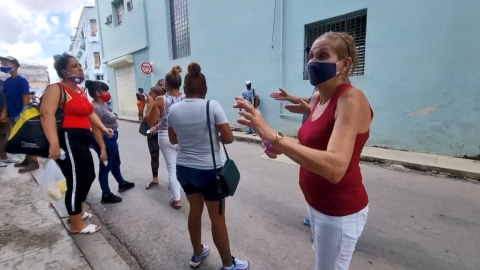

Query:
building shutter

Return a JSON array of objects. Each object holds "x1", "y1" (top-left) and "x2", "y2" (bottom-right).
[{"x1": 115, "y1": 64, "x2": 137, "y2": 116}]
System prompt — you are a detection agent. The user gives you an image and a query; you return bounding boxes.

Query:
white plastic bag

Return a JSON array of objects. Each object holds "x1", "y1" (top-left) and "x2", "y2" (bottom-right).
[{"x1": 39, "y1": 157, "x2": 67, "y2": 203}]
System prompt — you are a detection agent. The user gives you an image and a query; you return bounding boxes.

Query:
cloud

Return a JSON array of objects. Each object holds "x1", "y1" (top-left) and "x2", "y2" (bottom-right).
[
  {"x1": 51, "y1": 16, "x2": 60, "y2": 26},
  {"x1": 40, "y1": 58, "x2": 59, "y2": 83},
  {"x1": 70, "y1": 6, "x2": 84, "y2": 35},
  {"x1": 49, "y1": 34, "x2": 70, "y2": 45},
  {"x1": 0, "y1": 0, "x2": 95, "y2": 81},
  {"x1": 0, "y1": 41, "x2": 43, "y2": 62},
  {"x1": 15, "y1": 0, "x2": 95, "y2": 15}
]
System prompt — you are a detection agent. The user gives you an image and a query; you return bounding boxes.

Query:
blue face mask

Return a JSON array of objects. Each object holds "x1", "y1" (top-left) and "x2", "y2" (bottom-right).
[
  {"x1": 0, "y1": 66, "x2": 13, "y2": 74},
  {"x1": 307, "y1": 61, "x2": 341, "y2": 86}
]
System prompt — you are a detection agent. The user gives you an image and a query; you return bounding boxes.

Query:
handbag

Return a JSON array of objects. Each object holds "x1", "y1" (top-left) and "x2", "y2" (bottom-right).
[
  {"x1": 138, "y1": 119, "x2": 148, "y2": 136},
  {"x1": 5, "y1": 86, "x2": 66, "y2": 158},
  {"x1": 206, "y1": 100, "x2": 241, "y2": 215}
]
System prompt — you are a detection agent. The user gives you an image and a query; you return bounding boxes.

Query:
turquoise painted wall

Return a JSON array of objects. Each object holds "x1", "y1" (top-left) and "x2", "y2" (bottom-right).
[
  {"x1": 98, "y1": 0, "x2": 480, "y2": 157},
  {"x1": 281, "y1": 0, "x2": 480, "y2": 156},
  {"x1": 96, "y1": 0, "x2": 148, "y2": 62}
]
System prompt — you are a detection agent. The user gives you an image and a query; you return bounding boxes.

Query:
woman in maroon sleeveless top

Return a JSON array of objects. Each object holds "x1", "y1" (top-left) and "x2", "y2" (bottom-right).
[
  {"x1": 40, "y1": 53, "x2": 114, "y2": 234},
  {"x1": 235, "y1": 32, "x2": 373, "y2": 270}
]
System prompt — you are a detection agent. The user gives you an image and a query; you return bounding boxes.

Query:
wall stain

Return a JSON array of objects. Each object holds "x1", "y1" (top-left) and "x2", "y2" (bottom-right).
[
  {"x1": 405, "y1": 106, "x2": 439, "y2": 116},
  {"x1": 0, "y1": 224, "x2": 63, "y2": 252}
]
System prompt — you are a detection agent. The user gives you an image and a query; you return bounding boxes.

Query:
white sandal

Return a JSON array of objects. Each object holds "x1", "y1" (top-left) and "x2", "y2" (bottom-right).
[
  {"x1": 72, "y1": 224, "x2": 100, "y2": 234},
  {"x1": 67, "y1": 212, "x2": 92, "y2": 223}
]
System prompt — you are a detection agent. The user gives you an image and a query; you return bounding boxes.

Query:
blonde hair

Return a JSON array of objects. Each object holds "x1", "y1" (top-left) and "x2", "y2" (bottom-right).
[
  {"x1": 165, "y1": 65, "x2": 182, "y2": 88},
  {"x1": 317, "y1": 32, "x2": 357, "y2": 76}
]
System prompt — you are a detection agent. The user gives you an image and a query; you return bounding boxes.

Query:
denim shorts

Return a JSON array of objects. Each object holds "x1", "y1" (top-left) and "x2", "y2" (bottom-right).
[{"x1": 176, "y1": 165, "x2": 225, "y2": 201}]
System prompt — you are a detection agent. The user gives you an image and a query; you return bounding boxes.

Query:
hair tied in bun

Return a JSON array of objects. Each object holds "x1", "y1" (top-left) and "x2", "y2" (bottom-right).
[{"x1": 188, "y1": 62, "x2": 201, "y2": 77}]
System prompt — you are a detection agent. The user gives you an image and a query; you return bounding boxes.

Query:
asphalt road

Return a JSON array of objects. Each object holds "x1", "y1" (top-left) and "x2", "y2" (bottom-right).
[{"x1": 85, "y1": 121, "x2": 480, "y2": 270}]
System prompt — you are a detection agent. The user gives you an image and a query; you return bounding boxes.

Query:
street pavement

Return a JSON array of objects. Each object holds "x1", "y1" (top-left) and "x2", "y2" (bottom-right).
[{"x1": 84, "y1": 121, "x2": 480, "y2": 270}]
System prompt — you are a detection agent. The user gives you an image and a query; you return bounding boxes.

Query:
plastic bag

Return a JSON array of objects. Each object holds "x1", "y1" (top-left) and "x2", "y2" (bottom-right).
[{"x1": 39, "y1": 153, "x2": 67, "y2": 202}]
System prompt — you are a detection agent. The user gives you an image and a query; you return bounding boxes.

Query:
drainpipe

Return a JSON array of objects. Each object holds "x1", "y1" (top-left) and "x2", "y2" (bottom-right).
[
  {"x1": 279, "y1": 0, "x2": 283, "y2": 86},
  {"x1": 278, "y1": 0, "x2": 301, "y2": 118},
  {"x1": 95, "y1": 0, "x2": 104, "y2": 65},
  {"x1": 141, "y1": 0, "x2": 152, "y2": 86}
]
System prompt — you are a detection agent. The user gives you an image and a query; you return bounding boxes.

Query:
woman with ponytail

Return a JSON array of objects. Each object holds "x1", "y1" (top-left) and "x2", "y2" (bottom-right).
[
  {"x1": 86, "y1": 80, "x2": 135, "y2": 204},
  {"x1": 145, "y1": 84, "x2": 166, "y2": 189},
  {"x1": 167, "y1": 63, "x2": 250, "y2": 270},
  {"x1": 145, "y1": 66, "x2": 185, "y2": 209}
]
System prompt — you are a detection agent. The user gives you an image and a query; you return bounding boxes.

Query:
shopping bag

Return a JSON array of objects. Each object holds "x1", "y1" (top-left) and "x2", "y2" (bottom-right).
[
  {"x1": 39, "y1": 158, "x2": 67, "y2": 203},
  {"x1": 5, "y1": 87, "x2": 66, "y2": 157}
]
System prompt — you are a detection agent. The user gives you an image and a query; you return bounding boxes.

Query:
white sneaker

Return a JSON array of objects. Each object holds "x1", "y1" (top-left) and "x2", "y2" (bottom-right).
[
  {"x1": 1, "y1": 157, "x2": 18, "y2": 164},
  {"x1": 0, "y1": 161, "x2": 7, "y2": 167}
]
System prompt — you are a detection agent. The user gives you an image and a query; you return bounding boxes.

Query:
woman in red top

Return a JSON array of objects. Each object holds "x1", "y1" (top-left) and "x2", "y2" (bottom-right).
[
  {"x1": 235, "y1": 32, "x2": 373, "y2": 270},
  {"x1": 41, "y1": 53, "x2": 113, "y2": 234}
]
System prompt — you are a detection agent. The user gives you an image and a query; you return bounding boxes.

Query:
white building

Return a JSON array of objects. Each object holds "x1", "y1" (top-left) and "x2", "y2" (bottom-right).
[
  {"x1": 0, "y1": 64, "x2": 49, "y2": 90},
  {"x1": 70, "y1": 6, "x2": 106, "y2": 85}
]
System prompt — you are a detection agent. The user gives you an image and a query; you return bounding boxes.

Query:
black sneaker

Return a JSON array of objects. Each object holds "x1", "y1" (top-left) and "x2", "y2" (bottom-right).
[
  {"x1": 18, "y1": 161, "x2": 39, "y2": 173},
  {"x1": 101, "y1": 193, "x2": 122, "y2": 204},
  {"x1": 14, "y1": 159, "x2": 30, "y2": 168},
  {"x1": 118, "y1": 181, "x2": 135, "y2": 193}
]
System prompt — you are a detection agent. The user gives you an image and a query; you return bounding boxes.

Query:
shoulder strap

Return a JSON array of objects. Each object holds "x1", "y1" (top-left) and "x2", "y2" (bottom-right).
[
  {"x1": 41, "y1": 84, "x2": 65, "y2": 109},
  {"x1": 332, "y1": 83, "x2": 353, "y2": 101},
  {"x1": 206, "y1": 100, "x2": 229, "y2": 162},
  {"x1": 56, "y1": 84, "x2": 67, "y2": 109},
  {"x1": 207, "y1": 100, "x2": 218, "y2": 173},
  {"x1": 207, "y1": 100, "x2": 229, "y2": 215}
]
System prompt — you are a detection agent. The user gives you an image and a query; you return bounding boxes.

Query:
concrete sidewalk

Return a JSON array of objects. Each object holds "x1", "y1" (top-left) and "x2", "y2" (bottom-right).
[
  {"x1": 119, "y1": 116, "x2": 480, "y2": 179},
  {"x1": 29, "y1": 162, "x2": 130, "y2": 270},
  {"x1": 0, "y1": 156, "x2": 130, "y2": 270},
  {"x1": 0, "y1": 161, "x2": 91, "y2": 270}
]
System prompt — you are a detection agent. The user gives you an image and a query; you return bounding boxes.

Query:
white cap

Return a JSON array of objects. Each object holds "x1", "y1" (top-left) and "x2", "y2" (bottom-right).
[
  {"x1": 246, "y1": 80, "x2": 252, "y2": 85},
  {"x1": 0, "y1": 56, "x2": 20, "y2": 66}
]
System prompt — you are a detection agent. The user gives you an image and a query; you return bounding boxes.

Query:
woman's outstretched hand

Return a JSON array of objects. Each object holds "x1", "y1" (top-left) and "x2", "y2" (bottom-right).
[{"x1": 234, "y1": 96, "x2": 276, "y2": 143}]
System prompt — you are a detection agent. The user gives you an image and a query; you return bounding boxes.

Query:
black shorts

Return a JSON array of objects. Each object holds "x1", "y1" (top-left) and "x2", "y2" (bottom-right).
[{"x1": 176, "y1": 165, "x2": 225, "y2": 201}]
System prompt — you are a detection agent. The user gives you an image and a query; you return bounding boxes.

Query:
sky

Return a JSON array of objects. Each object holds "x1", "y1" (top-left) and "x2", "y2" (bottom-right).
[{"x1": 0, "y1": 0, "x2": 95, "y2": 82}]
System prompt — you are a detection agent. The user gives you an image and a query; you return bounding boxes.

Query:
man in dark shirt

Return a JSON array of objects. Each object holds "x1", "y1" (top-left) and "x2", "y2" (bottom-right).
[
  {"x1": 0, "y1": 78, "x2": 14, "y2": 167},
  {"x1": 0, "y1": 56, "x2": 38, "y2": 172}
]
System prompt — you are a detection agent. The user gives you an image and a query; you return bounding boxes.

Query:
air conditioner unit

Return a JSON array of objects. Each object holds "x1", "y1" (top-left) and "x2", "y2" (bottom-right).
[
  {"x1": 127, "y1": 0, "x2": 133, "y2": 11},
  {"x1": 105, "y1": 15, "x2": 112, "y2": 25}
]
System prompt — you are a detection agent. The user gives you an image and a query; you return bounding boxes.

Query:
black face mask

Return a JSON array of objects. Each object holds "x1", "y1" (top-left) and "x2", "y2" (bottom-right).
[{"x1": 307, "y1": 61, "x2": 341, "y2": 86}]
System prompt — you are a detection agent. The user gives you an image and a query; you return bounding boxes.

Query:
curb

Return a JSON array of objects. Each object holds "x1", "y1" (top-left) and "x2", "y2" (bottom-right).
[
  {"x1": 30, "y1": 169, "x2": 130, "y2": 270},
  {"x1": 233, "y1": 134, "x2": 480, "y2": 181},
  {"x1": 119, "y1": 118, "x2": 141, "y2": 124},
  {"x1": 119, "y1": 118, "x2": 480, "y2": 180}
]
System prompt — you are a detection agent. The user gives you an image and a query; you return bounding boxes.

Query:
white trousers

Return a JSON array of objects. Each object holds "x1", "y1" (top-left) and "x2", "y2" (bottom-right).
[
  {"x1": 158, "y1": 131, "x2": 181, "y2": 201},
  {"x1": 308, "y1": 205, "x2": 369, "y2": 270}
]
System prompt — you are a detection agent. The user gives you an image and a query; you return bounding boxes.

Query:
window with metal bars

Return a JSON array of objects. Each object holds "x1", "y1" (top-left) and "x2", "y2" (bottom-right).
[
  {"x1": 114, "y1": 0, "x2": 125, "y2": 26},
  {"x1": 304, "y1": 9, "x2": 367, "y2": 79},
  {"x1": 170, "y1": 0, "x2": 191, "y2": 59}
]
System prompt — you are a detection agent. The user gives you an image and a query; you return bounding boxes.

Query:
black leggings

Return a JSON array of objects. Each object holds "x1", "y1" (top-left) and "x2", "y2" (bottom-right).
[
  {"x1": 147, "y1": 132, "x2": 160, "y2": 178},
  {"x1": 56, "y1": 129, "x2": 95, "y2": 216}
]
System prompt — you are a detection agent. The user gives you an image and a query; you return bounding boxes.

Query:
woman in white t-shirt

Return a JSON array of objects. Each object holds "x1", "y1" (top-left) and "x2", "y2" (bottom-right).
[
  {"x1": 145, "y1": 66, "x2": 185, "y2": 209},
  {"x1": 168, "y1": 63, "x2": 250, "y2": 270}
]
